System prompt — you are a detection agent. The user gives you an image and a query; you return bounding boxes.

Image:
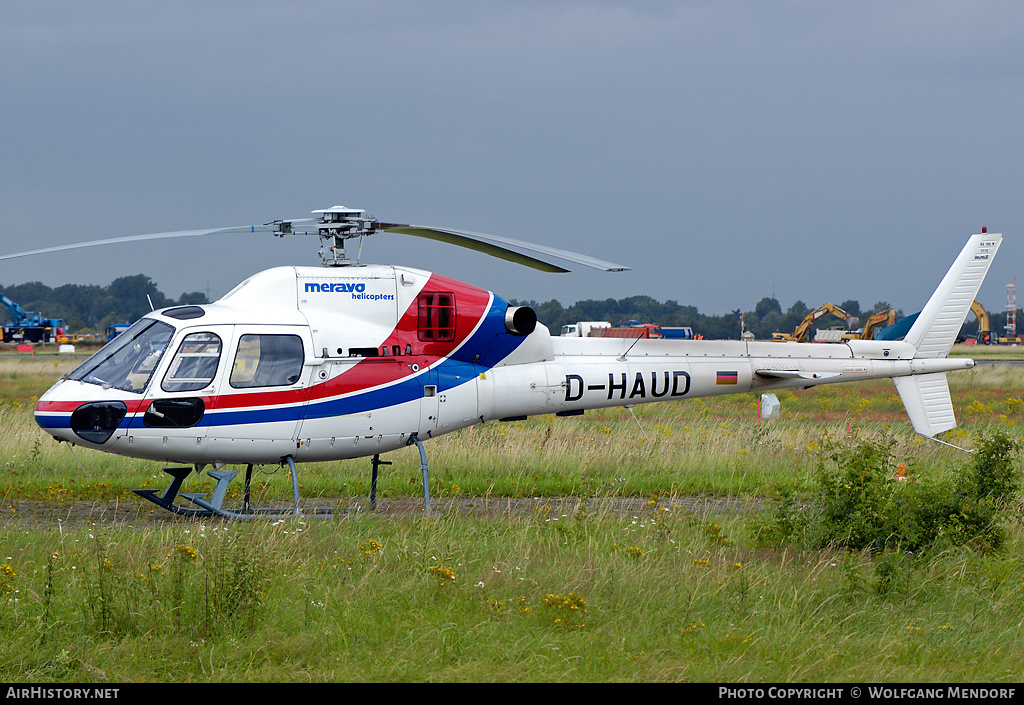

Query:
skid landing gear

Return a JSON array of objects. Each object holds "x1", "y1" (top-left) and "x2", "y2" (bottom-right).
[
  {"x1": 369, "y1": 454, "x2": 391, "y2": 511},
  {"x1": 368, "y1": 436, "x2": 432, "y2": 514},
  {"x1": 132, "y1": 456, "x2": 332, "y2": 520},
  {"x1": 132, "y1": 466, "x2": 213, "y2": 518},
  {"x1": 134, "y1": 440, "x2": 435, "y2": 519}
]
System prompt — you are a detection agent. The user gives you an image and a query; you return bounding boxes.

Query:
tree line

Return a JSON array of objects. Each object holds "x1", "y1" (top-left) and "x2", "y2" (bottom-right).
[
  {"x1": 511, "y1": 295, "x2": 905, "y2": 340},
  {"x1": 0, "y1": 273, "x2": 1007, "y2": 340},
  {"x1": 0, "y1": 275, "x2": 208, "y2": 332},
  {"x1": 513, "y1": 295, "x2": 1011, "y2": 341}
]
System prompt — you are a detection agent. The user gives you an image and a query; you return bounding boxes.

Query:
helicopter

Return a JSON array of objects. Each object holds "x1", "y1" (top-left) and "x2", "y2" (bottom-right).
[{"x1": 0, "y1": 207, "x2": 1002, "y2": 519}]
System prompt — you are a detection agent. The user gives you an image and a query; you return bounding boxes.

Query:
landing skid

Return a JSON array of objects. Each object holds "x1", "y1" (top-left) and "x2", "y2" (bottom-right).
[
  {"x1": 369, "y1": 435, "x2": 431, "y2": 514},
  {"x1": 132, "y1": 456, "x2": 330, "y2": 521},
  {"x1": 131, "y1": 466, "x2": 213, "y2": 518},
  {"x1": 133, "y1": 438, "x2": 435, "y2": 519}
]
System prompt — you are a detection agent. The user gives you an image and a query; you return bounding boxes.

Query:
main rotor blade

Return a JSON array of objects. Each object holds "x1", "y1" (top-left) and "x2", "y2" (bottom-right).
[
  {"x1": 0, "y1": 223, "x2": 305, "y2": 262},
  {"x1": 0, "y1": 215, "x2": 631, "y2": 274},
  {"x1": 382, "y1": 225, "x2": 631, "y2": 273}
]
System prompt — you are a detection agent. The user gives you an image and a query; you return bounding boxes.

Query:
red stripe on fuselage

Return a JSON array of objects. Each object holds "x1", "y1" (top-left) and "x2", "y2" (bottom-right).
[
  {"x1": 380, "y1": 271, "x2": 491, "y2": 359},
  {"x1": 214, "y1": 272, "x2": 492, "y2": 409},
  {"x1": 37, "y1": 274, "x2": 494, "y2": 416},
  {"x1": 35, "y1": 399, "x2": 149, "y2": 414}
]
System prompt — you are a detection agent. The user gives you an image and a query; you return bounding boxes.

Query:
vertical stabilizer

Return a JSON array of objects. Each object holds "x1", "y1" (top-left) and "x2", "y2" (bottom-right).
[
  {"x1": 904, "y1": 233, "x2": 1002, "y2": 358},
  {"x1": 895, "y1": 232, "x2": 1001, "y2": 438}
]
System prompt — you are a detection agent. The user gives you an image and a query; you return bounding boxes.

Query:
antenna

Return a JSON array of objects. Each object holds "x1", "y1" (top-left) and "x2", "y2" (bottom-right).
[{"x1": 617, "y1": 334, "x2": 643, "y2": 361}]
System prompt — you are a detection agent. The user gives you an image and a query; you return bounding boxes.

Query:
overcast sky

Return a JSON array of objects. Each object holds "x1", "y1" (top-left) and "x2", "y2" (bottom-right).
[{"x1": 2, "y1": 1, "x2": 1023, "y2": 321}]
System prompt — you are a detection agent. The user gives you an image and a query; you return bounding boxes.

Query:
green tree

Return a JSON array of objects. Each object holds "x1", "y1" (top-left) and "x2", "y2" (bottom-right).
[
  {"x1": 838, "y1": 300, "x2": 861, "y2": 318},
  {"x1": 754, "y1": 297, "x2": 782, "y2": 320},
  {"x1": 107, "y1": 275, "x2": 171, "y2": 322},
  {"x1": 177, "y1": 291, "x2": 210, "y2": 305},
  {"x1": 787, "y1": 300, "x2": 810, "y2": 318}
]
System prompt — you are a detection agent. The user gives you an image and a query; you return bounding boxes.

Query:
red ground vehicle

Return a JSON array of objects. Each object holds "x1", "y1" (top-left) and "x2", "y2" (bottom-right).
[{"x1": 590, "y1": 323, "x2": 663, "y2": 339}]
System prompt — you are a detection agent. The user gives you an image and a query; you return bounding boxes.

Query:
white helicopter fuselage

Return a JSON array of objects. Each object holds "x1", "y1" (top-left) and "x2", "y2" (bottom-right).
[{"x1": 33, "y1": 231, "x2": 997, "y2": 466}]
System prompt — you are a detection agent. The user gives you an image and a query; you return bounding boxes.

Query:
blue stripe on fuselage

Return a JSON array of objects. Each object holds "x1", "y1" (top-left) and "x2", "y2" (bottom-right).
[
  {"x1": 205, "y1": 295, "x2": 524, "y2": 426},
  {"x1": 37, "y1": 297, "x2": 528, "y2": 432},
  {"x1": 450, "y1": 294, "x2": 523, "y2": 368}
]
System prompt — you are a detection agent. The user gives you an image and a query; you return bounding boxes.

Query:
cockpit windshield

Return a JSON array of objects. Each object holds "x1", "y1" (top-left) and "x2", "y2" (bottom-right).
[{"x1": 68, "y1": 319, "x2": 174, "y2": 394}]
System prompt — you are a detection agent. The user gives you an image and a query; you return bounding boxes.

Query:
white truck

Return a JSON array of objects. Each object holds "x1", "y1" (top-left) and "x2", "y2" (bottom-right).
[{"x1": 560, "y1": 321, "x2": 611, "y2": 337}]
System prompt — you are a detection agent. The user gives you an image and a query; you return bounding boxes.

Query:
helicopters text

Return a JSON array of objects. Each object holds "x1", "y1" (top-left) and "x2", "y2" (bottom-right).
[{"x1": 6, "y1": 208, "x2": 1002, "y2": 518}]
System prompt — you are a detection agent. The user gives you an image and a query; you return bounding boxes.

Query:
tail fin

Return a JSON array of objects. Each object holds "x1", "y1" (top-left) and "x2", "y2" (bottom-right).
[
  {"x1": 895, "y1": 232, "x2": 1002, "y2": 437},
  {"x1": 904, "y1": 233, "x2": 1003, "y2": 358}
]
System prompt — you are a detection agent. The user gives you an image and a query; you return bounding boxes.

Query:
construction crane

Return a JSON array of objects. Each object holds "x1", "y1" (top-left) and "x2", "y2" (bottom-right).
[{"x1": 1, "y1": 292, "x2": 66, "y2": 344}]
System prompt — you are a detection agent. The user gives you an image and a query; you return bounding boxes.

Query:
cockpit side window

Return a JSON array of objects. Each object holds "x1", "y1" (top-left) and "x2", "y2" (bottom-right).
[
  {"x1": 162, "y1": 332, "x2": 222, "y2": 392},
  {"x1": 68, "y1": 319, "x2": 174, "y2": 394},
  {"x1": 229, "y1": 334, "x2": 304, "y2": 388}
]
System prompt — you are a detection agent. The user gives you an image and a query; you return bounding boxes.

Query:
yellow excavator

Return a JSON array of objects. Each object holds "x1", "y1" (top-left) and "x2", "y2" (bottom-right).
[
  {"x1": 842, "y1": 308, "x2": 896, "y2": 341},
  {"x1": 771, "y1": 304, "x2": 853, "y2": 342},
  {"x1": 772, "y1": 304, "x2": 896, "y2": 343},
  {"x1": 967, "y1": 299, "x2": 1021, "y2": 344},
  {"x1": 970, "y1": 300, "x2": 993, "y2": 344}
]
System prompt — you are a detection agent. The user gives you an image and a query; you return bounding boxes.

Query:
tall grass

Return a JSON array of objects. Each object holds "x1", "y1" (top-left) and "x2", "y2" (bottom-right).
[
  {"x1": 1, "y1": 356, "x2": 1023, "y2": 681},
  {"x1": 1, "y1": 505, "x2": 1022, "y2": 681}
]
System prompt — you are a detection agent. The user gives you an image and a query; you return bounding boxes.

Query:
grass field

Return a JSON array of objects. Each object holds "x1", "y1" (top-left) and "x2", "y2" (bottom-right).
[
  {"x1": 1, "y1": 351, "x2": 1022, "y2": 682},
  {"x1": 948, "y1": 343, "x2": 1024, "y2": 360}
]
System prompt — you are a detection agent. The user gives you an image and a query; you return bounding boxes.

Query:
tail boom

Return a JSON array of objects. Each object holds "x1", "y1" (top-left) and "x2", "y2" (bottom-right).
[{"x1": 503, "y1": 233, "x2": 999, "y2": 439}]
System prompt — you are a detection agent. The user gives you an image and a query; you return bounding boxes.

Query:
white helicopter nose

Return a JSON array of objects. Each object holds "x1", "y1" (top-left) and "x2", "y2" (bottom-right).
[
  {"x1": 34, "y1": 381, "x2": 128, "y2": 447},
  {"x1": 67, "y1": 400, "x2": 128, "y2": 444}
]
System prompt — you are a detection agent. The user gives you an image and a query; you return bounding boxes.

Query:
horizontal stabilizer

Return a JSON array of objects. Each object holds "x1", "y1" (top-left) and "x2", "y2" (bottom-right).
[{"x1": 893, "y1": 372, "x2": 956, "y2": 437}]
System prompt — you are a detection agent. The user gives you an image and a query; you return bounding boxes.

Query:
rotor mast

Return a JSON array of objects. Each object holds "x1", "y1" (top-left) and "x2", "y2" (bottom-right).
[{"x1": 310, "y1": 205, "x2": 383, "y2": 267}]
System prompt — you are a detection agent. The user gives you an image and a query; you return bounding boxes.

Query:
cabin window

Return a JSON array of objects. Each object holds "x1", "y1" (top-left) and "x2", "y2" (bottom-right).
[
  {"x1": 230, "y1": 334, "x2": 304, "y2": 388},
  {"x1": 417, "y1": 292, "x2": 456, "y2": 342},
  {"x1": 162, "y1": 332, "x2": 222, "y2": 392}
]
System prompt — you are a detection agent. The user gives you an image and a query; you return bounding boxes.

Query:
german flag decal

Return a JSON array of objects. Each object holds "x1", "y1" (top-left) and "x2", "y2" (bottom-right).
[{"x1": 716, "y1": 370, "x2": 738, "y2": 385}]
